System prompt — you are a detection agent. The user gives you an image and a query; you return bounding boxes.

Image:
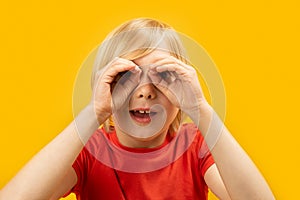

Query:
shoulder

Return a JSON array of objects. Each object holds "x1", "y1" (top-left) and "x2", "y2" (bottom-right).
[
  {"x1": 84, "y1": 127, "x2": 110, "y2": 151},
  {"x1": 178, "y1": 123, "x2": 213, "y2": 162},
  {"x1": 177, "y1": 123, "x2": 206, "y2": 150}
]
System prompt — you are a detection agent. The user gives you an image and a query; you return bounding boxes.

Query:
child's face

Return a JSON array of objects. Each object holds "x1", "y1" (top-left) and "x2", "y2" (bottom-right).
[
  {"x1": 112, "y1": 49, "x2": 179, "y2": 140},
  {"x1": 129, "y1": 50, "x2": 179, "y2": 128}
]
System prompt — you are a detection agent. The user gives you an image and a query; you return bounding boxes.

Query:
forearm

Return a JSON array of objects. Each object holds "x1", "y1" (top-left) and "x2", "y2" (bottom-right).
[
  {"x1": 0, "y1": 105, "x2": 101, "y2": 200},
  {"x1": 197, "y1": 104, "x2": 275, "y2": 199}
]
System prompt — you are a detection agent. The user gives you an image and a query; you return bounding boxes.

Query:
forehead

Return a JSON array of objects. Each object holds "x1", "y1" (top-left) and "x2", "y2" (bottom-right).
[{"x1": 133, "y1": 49, "x2": 170, "y2": 67}]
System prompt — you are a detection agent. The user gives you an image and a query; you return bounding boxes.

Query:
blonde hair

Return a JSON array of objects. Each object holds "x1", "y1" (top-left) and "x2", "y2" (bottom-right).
[{"x1": 92, "y1": 18, "x2": 188, "y2": 136}]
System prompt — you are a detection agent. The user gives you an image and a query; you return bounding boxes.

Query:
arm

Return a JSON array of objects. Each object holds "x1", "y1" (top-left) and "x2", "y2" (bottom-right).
[
  {"x1": 0, "y1": 105, "x2": 99, "y2": 200},
  {"x1": 204, "y1": 164, "x2": 231, "y2": 200},
  {"x1": 150, "y1": 56, "x2": 275, "y2": 199},
  {"x1": 0, "y1": 58, "x2": 140, "y2": 200},
  {"x1": 199, "y1": 104, "x2": 275, "y2": 199},
  {"x1": 49, "y1": 168, "x2": 77, "y2": 200}
]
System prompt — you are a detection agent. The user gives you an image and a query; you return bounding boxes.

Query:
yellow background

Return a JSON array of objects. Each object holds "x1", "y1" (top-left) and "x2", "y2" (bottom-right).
[{"x1": 0, "y1": 0, "x2": 299, "y2": 199}]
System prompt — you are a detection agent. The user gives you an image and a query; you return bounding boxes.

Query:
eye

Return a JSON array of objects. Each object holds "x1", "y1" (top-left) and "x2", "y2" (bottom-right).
[
  {"x1": 115, "y1": 70, "x2": 131, "y2": 82},
  {"x1": 159, "y1": 71, "x2": 170, "y2": 79},
  {"x1": 111, "y1": 70, "x2": 131, "y2": 91},
  {"x1": 117, "y1": 70, "x2": 128, "y2": 78}
]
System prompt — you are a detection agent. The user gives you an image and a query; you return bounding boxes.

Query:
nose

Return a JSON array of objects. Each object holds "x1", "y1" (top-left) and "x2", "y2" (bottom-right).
[
  {"x1": 134, "y1": 83, "x2": 157, "y2": 100},
  {"x1": 132, "y1": 66, "x2": 157, "y2": 99}
]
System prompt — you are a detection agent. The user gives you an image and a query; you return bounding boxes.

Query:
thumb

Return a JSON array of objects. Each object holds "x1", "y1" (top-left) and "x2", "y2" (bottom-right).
[
  {"x1": 148, "y1": 70, "x2": 182, "y2": 108},
  {"x1": 112, "y1": 69, "x2": 141, "y2": 110}
]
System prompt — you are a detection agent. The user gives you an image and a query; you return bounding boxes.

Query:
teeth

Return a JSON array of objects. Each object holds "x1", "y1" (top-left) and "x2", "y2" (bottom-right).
[{"x1": 133, "y1": 110, "x2": 151, "y2": 114}]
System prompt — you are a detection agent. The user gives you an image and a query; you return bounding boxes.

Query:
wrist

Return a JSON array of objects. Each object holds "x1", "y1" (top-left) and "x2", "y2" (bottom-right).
[
  {"x1": 87, "y1": 102, "x2": 111, "y2": 125},
  {"x1": 184, "y1": 100, "x2": 212, "y2": 123},
  {"x1": 196, "y1": 102, "x2": 225, "y2": 150},
  {"x1": 198, "y1": 101, "x2": 214, "y2": 118},
  {"x1": 74, "y1": 105, "x2": 101, "y2": 144}
]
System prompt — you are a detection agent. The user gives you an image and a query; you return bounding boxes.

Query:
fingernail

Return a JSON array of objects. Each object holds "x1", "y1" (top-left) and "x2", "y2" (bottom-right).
[
  {"x1": 134, "y1": 65, "x2": 141, "y2": 72},
  {"x1": 131, "y1": 65, "x2": 140, "y2": 73}
]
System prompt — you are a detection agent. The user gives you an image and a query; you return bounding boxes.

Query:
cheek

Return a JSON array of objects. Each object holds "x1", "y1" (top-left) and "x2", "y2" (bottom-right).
[
  {"x1": 155, "y1": 94, "x2": 178, "y2": 120},
  {"x1": 162, "y1": 99, "x2": 179, "y2": 119},
  {"x1": 160, "y1": 94, "x2": 176, "y2": 109},
  {"x1": 128, "y1": 97, "x2": 133, "y2": 107}
]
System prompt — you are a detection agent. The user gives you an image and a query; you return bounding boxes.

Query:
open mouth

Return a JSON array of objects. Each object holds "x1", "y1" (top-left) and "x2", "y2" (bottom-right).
[{"x1": 129, "y1": 109, "x2": 157, "y2": 124}]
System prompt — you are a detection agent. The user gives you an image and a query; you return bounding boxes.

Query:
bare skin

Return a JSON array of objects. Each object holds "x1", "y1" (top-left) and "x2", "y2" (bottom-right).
[{"x1": 0, "y1": 51, "x2": 274, "y2": 200}]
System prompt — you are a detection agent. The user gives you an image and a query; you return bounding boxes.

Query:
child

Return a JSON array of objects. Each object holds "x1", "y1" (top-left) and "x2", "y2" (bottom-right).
[{"x1": 0, "y1": 18, "x2": 274, "y2": 200}]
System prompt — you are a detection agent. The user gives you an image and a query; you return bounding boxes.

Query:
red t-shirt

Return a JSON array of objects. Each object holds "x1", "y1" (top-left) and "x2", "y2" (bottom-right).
[{"x1": 68, "y1": 123, "x2": 214, "y2": 200}]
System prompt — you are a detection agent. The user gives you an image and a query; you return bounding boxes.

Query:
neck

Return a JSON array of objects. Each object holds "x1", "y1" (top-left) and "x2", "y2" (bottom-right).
[{"x1": 114, "y1": 126, "x2": 169, "y2": 148}]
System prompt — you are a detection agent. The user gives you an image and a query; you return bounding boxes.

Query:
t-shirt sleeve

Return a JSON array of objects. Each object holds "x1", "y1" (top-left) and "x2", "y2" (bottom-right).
[
  {"x1": 62, "y1": 147, "x2": 90, "y2": 197},
  {"x1": 63, "y1": 130, "x2": 102, "y2": 198},
  {"x1": 197, "y1": 130, "x2": 215, "y2": 177}
]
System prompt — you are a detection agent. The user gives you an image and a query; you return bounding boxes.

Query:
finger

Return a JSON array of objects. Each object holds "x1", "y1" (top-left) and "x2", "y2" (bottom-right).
[
  {"x1": 148, "y1": 70, "x2": 169, "y2": 87},
  {"x1": 107, "y1": 59, "x2": 138, "y2": 77},
  {"x1": 102, "y1": 58, "x2": 139, "y2": 84},
  {"x1": 148, "y1": 69, "x2": 181, "y2": 106},
  {"x1": 155, "y1": 79, "x2": 182, "y2": 108},
  {"x1": 154, "y1": 64, "x2": 187, "y2": 78},
  {"x1": 153, "y1": 61, "x2": 198, "y2": 84},
  {"x1": 122, "y1": 70, "x2": 142, "y2": 88},
  {"x1": 95, "y1": 59, "x2": 130, "y2": 80},
  {"x1": 112, "y1": 70, "x2": 141, "y2": 110},
  {"x1": 152, "y1": 56, "x2": 195, "y2": 72},
  {"x1": 151, "y1": 55, "x2": 182, "y2": 67}
]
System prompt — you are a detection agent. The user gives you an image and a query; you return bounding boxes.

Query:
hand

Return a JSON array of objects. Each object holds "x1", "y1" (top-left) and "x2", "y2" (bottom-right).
[
  {"x1": 148, "y1": 56, "x2": 207, "y2": 123},
  {"x1": 92, "y1": 57, "x2": 141, "y2": 123}
]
